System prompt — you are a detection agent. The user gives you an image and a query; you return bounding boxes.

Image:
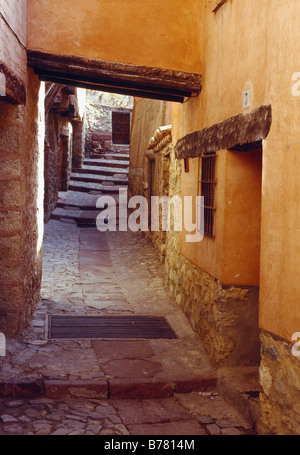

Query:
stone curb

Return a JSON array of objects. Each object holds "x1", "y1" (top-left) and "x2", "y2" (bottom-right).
[{"x1": 0, "y1": 374, "x2": 217, "y2": 400}]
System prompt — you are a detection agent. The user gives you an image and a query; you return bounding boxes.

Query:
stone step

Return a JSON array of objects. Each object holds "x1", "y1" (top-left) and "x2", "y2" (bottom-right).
[
  {"x1": 51, "y1": 207, "x2": 100, "y2": 225},
  {"x1": 84, "y1": 158, "x2": 129, "y2": 168},
  {"x1": 69, "y1": 180, "x2": 127, "y2": 194},
  {"x1": 71, "y1": 173, "x2": 128, "y2": 186},
  {"x1": 57, "y1": 190, "x2": 106, "y2": 210},
  {"x1": 57, "y1": 202, "x2": 100, "y2": 211},
  {"x1": 91, "y1": 153, "x2": 130, "y2": 161},
  {"x1": 0, "y1": 375, "x2": 217, "y2": 400},
  {"x1": 73, "y1": 166, "x2": 129, "y2": 177},
  {"x1": 51, "y1": 206, "x2": 125, "y2": 228}
]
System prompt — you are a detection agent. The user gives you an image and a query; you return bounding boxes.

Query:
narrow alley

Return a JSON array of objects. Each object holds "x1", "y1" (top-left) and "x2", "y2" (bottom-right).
[
  {"x1": 0, "y1": 215, "x2": 255, "y2": 436},
  {"x1": 2, "y1": 0, "x2": 300, "y2": 438}
]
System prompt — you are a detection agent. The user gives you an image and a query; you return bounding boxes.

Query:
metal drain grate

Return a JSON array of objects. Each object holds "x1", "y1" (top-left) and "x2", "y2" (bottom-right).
[{"x1": 48, "y1": 316, "x2": 177, "y2": 340}]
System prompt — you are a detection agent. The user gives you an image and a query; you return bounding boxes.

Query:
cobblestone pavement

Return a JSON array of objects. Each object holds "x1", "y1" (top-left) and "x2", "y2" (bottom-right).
[
  {"x1": 0, "y1": 220, "x2": 256, "y2": 436},
  {"x1": 0, "y1": 392, "x2": 255, "y2": 436}
]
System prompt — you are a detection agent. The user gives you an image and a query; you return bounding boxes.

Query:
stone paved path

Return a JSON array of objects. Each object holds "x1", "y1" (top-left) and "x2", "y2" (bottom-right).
[
  {"x1": 0, "y1": 392, "x2": 254, "y2": 436},
  {"x1": 0, "y1": 220, "x2": 256, "y2": 436}
]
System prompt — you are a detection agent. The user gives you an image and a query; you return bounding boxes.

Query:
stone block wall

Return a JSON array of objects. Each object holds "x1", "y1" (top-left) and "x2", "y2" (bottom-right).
[
  {"x1": 0, "y1": 102, "x2": 25, "y2": 334},
  {"x1": 72, "y1": 119, "x2": 85, "y2": 169},
  {"x1": 21, "y1": 71, "x2": 45, "y2": 332},
  {"x1": 145, "y1": 126, "x2": 172, "y2": 261},
  {"x1": 165, "y1": 249, "x2": 260, "y2": 367},
  {"x1": 258, "y1": 331, "x2": 300, "y2": 434},
  {"x1": 59, "y1": 122, "x2": 73, "y2": 193},
  {"x1": 0, "y1": 1, "x2": 47, "y2": 335},
  {"x1": 0, "y1": 69, "x2": 44, "y2": 335},
  {"x1": 44, "y1": 110, "x2": 60, "y2": 222},
  {"x1": 44, "y1": 85, "x2": 85, "y2": 222}
]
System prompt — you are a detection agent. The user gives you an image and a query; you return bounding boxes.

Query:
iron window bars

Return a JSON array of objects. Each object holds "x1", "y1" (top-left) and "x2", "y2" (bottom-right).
[{"x1": 200, "y1": 154, "x2": 216, "y2": 237}]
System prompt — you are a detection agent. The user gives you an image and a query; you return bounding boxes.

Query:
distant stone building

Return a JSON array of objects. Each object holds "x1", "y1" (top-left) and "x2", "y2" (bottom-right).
[{"x1": 84, "y1": 91, "x2": 133, "y2": 157}]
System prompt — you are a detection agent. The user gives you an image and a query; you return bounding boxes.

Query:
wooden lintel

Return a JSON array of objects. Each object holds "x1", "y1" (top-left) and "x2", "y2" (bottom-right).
[
  {"x1": 27, "y1": 50, "x2": 201, "y2": 101},
  {"x1": 175, "y1": 105, "x2": 272, "y2": 159},
  {"x1": 0, "y1": 63, "x2": 26, "y2": 105},
  {"x1": 45, "y1": 84, "x2": 62, "y2": 114},
  {"x1": 36, "y1": 68, "x2": 191, "y2": 98},
  {"x1": 38, "y1": 73, "x2": 186, "y2": 103},
  {"x1": 229, "y1": 140, "x2": 263, "y2": 153}
]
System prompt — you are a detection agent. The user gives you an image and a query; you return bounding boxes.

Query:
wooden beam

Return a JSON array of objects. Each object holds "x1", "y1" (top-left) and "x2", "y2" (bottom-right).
[
  {"x1": 36, "y1": 69, "x2": 192, "y2": 97},
  {"x1": 45, "y1": 84, "x2": 62, "y2": 114},
  {"x1": 38, "y1": 73, "x2": 186, "y2": 103},
  {"x1": 27, "y1": 50, "x2": 202, "y2": 102},
  {"x1": 175, "y1": 105, "x2": 272, "y2": 159},
  {"x1": 229, "y1": 140, "x2": 263, "y2": 152}
]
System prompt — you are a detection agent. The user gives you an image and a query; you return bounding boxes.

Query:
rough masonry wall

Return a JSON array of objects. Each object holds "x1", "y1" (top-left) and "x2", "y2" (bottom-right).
[
  {"x1": 0, "y1": 101, "x2": 26, "y2": 335},
  {"x1": 44, "y1": 85, "x2": 86, "y2": 221},
  {"x1": 258, "y1": 331, "x2": 300, "y2": 435},
  {"x1": 0, "y1": 2, "x2": 45, "y2": 335},
  {"x1": 21, "y1": 71, "x2": 45, "y2": 332},
  {"x1": 59, "y1": 121, "x2": 73, "y2": 192},
  {"x1": 44, "y1": 110, "x2": 60, "y2": 222},
  {"x1": 145, "y1": 127, "x2": 172, "y2": 262},
  {"x1": 0, "y1": 70, "x2": 44, "y2": 335},
  {"x1": 165, "y1": 249, "x2": 260, "y2": 367},
  {"x1": 72, "y1": 119, "x2": 85, "y2": 169}
]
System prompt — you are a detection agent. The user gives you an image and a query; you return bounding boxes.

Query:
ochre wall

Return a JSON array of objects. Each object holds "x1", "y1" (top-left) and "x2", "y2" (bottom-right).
[
  {"x1": 172, "y1": 0, "x2": 300, "y2": 341},
  {"x1": 222, "y1": 150, "x2": 262, "y2": 285},
  {"x1": 27, "y1": 0, "x2": 202, "y2": 73},
  {"x1": 129, "y1": 98, "x2": 171, "y2": 199},
  {"x1": 180, "y1": 149, "x2": 262, "y2": 286}
]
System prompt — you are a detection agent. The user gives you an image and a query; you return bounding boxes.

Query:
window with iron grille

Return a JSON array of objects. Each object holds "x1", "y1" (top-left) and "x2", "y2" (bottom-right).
[
  {"x1": 112, "y1": 112, "x2": 131, "y2": 145},
  {"x1": 200, "y1": 155, "x2": 216, "y2": 237}
]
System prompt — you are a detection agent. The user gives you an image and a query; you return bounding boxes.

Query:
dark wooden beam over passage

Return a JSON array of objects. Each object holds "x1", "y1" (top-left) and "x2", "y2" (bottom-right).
[
  {"x1": 27, "y1": 50, "x2": 202, "y2": 103},
  {"x1": 175, "y1": 105, "x2": 272, "y2": 159}
]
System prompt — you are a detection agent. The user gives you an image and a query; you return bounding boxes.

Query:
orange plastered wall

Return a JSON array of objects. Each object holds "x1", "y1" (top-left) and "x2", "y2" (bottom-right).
[
  {"x1": 174, "y1": 0, "x2": 300, "y2": 341},
  {"x1": 27, "y1": 0, "x2": 203, "y2": 73}
]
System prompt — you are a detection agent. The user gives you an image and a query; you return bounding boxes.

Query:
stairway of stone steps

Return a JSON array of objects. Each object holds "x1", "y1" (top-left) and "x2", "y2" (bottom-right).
[{"x1": 51, "y1": 151, "x2": 129, "y2": 227}]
